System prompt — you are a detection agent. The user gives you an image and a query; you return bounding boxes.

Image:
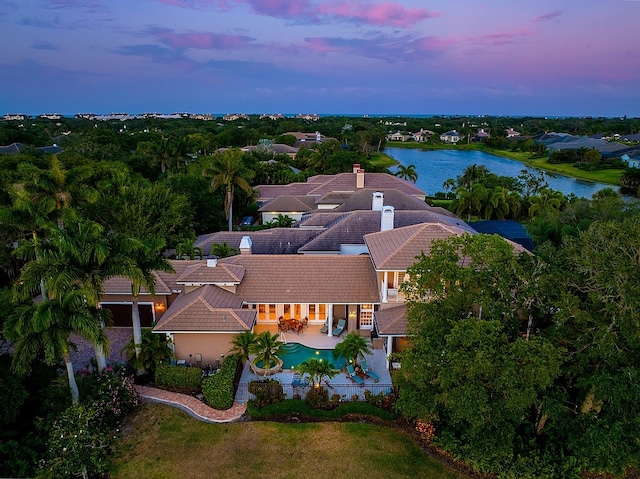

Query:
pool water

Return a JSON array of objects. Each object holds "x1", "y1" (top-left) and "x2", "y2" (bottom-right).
[{"x1": 280, "y1": 343, "x2": 344, "y2": 370}]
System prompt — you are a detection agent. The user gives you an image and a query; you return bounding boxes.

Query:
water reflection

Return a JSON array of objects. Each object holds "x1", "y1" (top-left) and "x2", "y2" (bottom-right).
[{"x1": 385, "y1": 148, "x2": 614, "y2": 198}]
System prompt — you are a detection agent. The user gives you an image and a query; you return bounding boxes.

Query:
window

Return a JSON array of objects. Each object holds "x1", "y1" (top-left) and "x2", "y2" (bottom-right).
[
  {"x1": 258, "y1": 304, "x2": 266, "y2": 321},
  {"x1": 309, "y1": 304, "x2": 316, "y2": 320},
  {"x1": 283, "y1": 304, "x2": 291, "y2": 319},
  {"x1": 360, "y1": 304, "x2": 373, "y2": 329},
  {"x1": 293, "y1": 304, "x2": 301, "y2": 318},
  {"x1": 269, "y1": 304, "x2": 277, "y2": 320},
  {"x1": 319, "y1": 304, "x2": 326, "y2": 319}
]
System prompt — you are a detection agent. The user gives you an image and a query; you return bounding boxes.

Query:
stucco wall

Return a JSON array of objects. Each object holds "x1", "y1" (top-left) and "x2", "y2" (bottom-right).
[{"x1": 172, "y1": 333, "x2": 238, "y2": 367}]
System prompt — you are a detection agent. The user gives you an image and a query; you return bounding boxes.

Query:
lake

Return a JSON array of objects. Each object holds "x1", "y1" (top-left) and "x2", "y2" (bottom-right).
[{"x1": 385, "y1": 148, "x2": 614, "y2": 198}]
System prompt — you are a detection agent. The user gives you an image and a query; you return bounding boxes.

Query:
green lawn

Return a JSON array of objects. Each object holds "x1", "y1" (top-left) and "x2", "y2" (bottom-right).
[{"x1": 111, "y1": 403, "x2": 471, "y2": 479}]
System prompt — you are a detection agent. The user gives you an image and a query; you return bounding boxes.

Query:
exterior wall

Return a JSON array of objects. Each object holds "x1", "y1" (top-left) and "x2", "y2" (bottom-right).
[
  {"x1": 339, "y1": 244, "x2": 369, "y2": 255},
  {"x1": 172, "y1": 332, "x2": 237, "y2": 367},
  {"x1": 101, "y1": 293, "x2": 170, "y2": 322}
]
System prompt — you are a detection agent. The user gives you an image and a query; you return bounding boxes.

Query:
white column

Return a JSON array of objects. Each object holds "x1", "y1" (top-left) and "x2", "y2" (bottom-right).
[
  {"x1": 382, "y1": 271, "x2": 388, "y2": 303},
  {"x1": 386, "y1": 335, "x2": 393, "y2": 370},
  {"x1": 328, "y1": 305, "x2": 334, "y2": 336}
]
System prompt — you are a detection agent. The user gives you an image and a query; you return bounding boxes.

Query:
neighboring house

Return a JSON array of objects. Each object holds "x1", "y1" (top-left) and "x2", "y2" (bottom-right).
[
  {"x1": 506, "y1": 128, "x2": 521, "y2": 138},
  {"x1": 386, "y1": 131, "x2": 411, "y2": 142},
  {"x1": 412, "y1": 129, "x2": 435, "y2": 142},
  {"x1": 474, "y1": 128, "x2": 490, "y2": 141},
  {"x1": 223, "y1": 113, "x2": 249, "y2": 121},
  {"x1": 258, "y1": 195, "x2": 317, "y2": 223},
  {"x1": 295, "y1": 114, "x2": 320, "y2": 121},
  {"x1": 440, "y1": 130, "x2": 460, "y2": 143},
  {"x1": 0, "y1": 142, "x2": 64, "y2": 155},
  {"x1": 257, "y1": 164, "x2": 427, "y2": 220}
]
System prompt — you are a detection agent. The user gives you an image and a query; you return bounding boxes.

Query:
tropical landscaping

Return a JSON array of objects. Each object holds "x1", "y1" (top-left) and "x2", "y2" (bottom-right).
[{"x1": 0, "y1": 114, "x2": 639, "y2": 478}]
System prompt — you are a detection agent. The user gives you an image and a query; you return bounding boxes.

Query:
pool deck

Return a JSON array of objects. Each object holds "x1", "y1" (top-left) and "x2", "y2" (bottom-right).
[{"x1": 238, "y1": 325, "x2": 391, "y2": 400}]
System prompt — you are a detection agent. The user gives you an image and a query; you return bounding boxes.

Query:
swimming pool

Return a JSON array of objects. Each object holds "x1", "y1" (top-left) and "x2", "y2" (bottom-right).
[{"x1": 280, "y1": 343, "x2": 344, "y2": 370}]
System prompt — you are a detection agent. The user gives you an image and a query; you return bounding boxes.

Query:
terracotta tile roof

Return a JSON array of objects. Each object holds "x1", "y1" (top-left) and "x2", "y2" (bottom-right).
[
  {"x1": 153, "y1": 285, "x2": 253, "y2": 332},
  {"x1": 297, "y1": 211, "x2": 349, "y2": 228},
  {"x1": 333, "y1": 189, "x2": 432, "y2": 212},
  {"x1": 256, "y1": 171, "x2": 425, "y2": 203},
  {"x1": 306, "y1": 172, "x2": 426, "y2": 199},
  {"x1": 220, "y1": 255, "x2": 380, "y2": 304},
  {"x1": 156, "y1": 261, "x2": 203, "y2": 292},
  {"x1": 375, "y1": 305, "x2": 407, "y2": 336},
  {"x1": 176, "y1": 262, "x2": 245, "y2": 285},
  {"x1": 103, "y1": 271, "x2": 172, "y2": 295},
  {"x1": 258, "y1": 195, "x2": 316, "y2": 213},
  {"x1": 364, "y1": 223, "x2": 472, "y2": 270},
  {"x1": 195, "y1": 229, "x2": 323, "y2": 255},
  {"x1": 298, "y1": 210, "x2": 473, "y2": 253}
]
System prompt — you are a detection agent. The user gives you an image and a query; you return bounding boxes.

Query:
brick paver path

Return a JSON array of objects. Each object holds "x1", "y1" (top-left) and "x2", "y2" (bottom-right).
[{"x1": 136, "y1": 385, "x2": 247, "y2": 423}]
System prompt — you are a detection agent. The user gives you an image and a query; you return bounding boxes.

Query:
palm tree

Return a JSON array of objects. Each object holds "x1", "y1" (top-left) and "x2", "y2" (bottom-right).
[
  {"x1": 298, "y1": 358, "x2": 338, "y2": 389},
  {"x1": 210, "y1": 242, "x2": 238, "y2": 259},
  {"x1": 17, "y1": 155, "x2": 95, "y2": 231},
  {"x1": 14, "y1": 216, "x2": 139, "y2": 371},
  {"x1": 452, "y1": 183, "x2": 488, "y2": 222},
  {"x1": 394, "y1": 164, "x2": 418, "y2": 183},
  {"x1": 202, "y1": 148, "x2": 255, "y2": 232},
  {"x1": 333, "y1": 331, "x2": 373, "y2": 367},
  {"x1": 250, "y1": 331, "x2": 285, "y2": 375},
  {"x1": 458, "y1": 163, "x2": 489, "y2": 189},
  {"x1": 125, "y1": 237, "x2": 174, "y2": 369},
  {"x1": 122, "y1": 328, "x2": 173, "y2": 376},
  {"x1": 230, "y1": 331, "x2": 257, "y2": 365},
  {"x1": 528, "y1": 188, "x2": 566, "y2": 219},
  {"x1": 442, "y1": 178, "x2": 456, "y2": 199},
  {"x1": 5, "y1": 291, "x2": 108, "y2": 404}
]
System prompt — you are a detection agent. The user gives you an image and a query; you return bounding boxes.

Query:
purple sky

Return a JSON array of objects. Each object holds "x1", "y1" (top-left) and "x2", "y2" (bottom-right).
[{"x1": 2, "y1": 0, "x2": 639, "y2": 116}]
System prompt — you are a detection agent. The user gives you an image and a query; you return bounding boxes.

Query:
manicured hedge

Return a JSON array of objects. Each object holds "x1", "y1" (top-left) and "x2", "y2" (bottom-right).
[
  {"x1": 202, "y1": 354, "x2": 241, "y2": 410},
  {"x1": 247, "y1": 398, "x2": 399, "y2": 421},
  {"x1": 155, "y1": 364, "x2": 202, "y2": 395}
]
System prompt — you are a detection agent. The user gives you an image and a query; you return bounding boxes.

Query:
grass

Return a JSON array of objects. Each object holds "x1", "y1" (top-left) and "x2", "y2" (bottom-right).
[{"x1": 110, "y1": 403, "x2": 471, "y2": 479}]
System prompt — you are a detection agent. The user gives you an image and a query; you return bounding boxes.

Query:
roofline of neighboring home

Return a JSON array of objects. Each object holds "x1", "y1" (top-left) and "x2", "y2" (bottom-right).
[{"x1": 152, "y1": 330, "x2": 249, "y2": 334}]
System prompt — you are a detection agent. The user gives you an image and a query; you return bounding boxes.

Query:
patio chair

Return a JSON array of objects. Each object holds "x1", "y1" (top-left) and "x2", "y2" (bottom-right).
[
  {"x1": 346, "y1": 364, "x2": 364, "y2": 386},
  {"x1": 301, "y1": 373, "x2": 310, "y2": 387},
  {"x1": 319, "y1": 320, "x2": 329, "y2": 334},
  {"x1": 361, "y1": 361, "x2": 379, "y2": 383},
  {"x1": 291, "y1": 373, "x2": 301, "y2": 387},
  {"x1": 332, "y1": 318, "x2": 346, "y2": 336}
]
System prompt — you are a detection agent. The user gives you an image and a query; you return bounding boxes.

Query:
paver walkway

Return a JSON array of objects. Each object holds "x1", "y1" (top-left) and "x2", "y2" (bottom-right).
[{"x1": 135, "y1": 385, "x2": 247, "y2": 423}]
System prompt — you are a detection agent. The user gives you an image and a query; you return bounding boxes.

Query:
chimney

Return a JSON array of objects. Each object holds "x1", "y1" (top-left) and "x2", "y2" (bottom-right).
[
  {"x1": 381, "y1": 205, "x2": 395, "y2": 231},
  {"x1": 352, "y1": 164, "x2": 360, "y2": 174},
  {"x1": 239, "y1": 236, "x2": 252, "y2": 255},
  {"x1": 372, "y1": 192, "x2": 384, "y2": 211},
  {"x1": 356, "y1": 168, "x2": 365, "y2": 189},
  {"x1": 206, "y1": 255, "x2": 219, "y2": 267}
]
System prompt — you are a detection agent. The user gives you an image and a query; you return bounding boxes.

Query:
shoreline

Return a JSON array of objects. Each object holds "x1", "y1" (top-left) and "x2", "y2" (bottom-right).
[{"x1": 384, "y1": 142, "x2": 623, "y2": 186}]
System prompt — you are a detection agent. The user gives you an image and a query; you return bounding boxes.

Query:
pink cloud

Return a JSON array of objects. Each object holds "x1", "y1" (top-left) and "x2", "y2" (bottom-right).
[
  {"x1": 316, "y1": 1, "x2": 439, "y2": 28},
  {"x1": 150, "y1": 27, "x2": 254, "y2": 50},
  {"x1": 152, "y1": 0, "x2": 437, "y2": 28},
  {"x1": 534, "y1": 10, "x2": 563, "y2": 23}
]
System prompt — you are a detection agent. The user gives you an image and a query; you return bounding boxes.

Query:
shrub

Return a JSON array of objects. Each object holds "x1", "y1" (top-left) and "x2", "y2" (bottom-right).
[
  {"x1": 247, "y1": 398, "x2": 399, "y2": 421},
  {"x1": 364, "y1": 389, "x2": 396, "y2": 411},
  {"x1": 202, "y1": 354, "x2": 240, "y2": 410},
  {"x1": 248, "y1": 379, "x2": 284, "y2": 408},
  {"x1": 155, "y1": 364, "x2": 202, "y2": 395},
  {"x1": 44, "y1": 404, "x2": 114, "y2": 479},
  {"x1": 305, "y1": 386, "x2": 330, "y2": 409},
  {"x1": 78, "y1": 366, "x2": 140, "y2": 429}
]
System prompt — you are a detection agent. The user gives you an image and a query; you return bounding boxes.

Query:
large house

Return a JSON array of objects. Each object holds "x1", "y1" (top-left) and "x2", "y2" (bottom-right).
[{"x1": 100, "y1": 169, "x2": 525, "y2": 371}]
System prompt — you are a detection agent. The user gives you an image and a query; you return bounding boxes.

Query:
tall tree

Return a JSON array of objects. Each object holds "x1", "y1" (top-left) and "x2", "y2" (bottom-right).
[
  {"x1": 4, "y1": 291, "x2": 108, "y2": 404},
  {"x1": 202, "y1": 148, "x2": 255, "y2": 231},
  {"x1": 394, "y1": 164, "x2": 418, "y2": 183}
]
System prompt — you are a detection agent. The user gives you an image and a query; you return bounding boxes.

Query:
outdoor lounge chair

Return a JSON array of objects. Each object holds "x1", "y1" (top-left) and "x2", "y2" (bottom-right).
[
  {"x1": 332, "y1": 318, "x2": 346, "y2": 336},
  {"x1": 291, "y1": 373, "x2": 301, "y2": 387},
  {"x1": 301, "y1": 374, "x2": 310, "y2": 387},
  {"x1": 319, "y1": 320, "x2": 329, "y2": 334},
  {"x1": 347, "y1": 364, "x2": 364, "y2": 386},
  {"x1": 361, "y1": 361, "x2": 379, "y2": 383}
]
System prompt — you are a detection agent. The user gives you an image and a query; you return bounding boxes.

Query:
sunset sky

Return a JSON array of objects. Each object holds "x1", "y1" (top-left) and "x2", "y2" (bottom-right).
[{"x1": 1, "y1": 0, "x2": 639, "y2": 116}]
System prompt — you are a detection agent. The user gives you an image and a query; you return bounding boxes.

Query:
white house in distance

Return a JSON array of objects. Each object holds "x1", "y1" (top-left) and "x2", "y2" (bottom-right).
[{"x1": 440, "y1": 130, "x2": 460, "y2": 143}]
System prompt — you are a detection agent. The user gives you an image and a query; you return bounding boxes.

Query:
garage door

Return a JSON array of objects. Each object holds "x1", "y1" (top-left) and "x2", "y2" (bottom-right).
[{"x1": 101, "y1": 304, "x2": 154, "y2": 327}]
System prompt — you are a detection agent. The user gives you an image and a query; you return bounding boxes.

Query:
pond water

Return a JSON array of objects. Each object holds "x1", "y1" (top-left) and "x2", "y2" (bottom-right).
[{"x1": 385, "y1": 148, "x2": 614, "y2": 198}]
